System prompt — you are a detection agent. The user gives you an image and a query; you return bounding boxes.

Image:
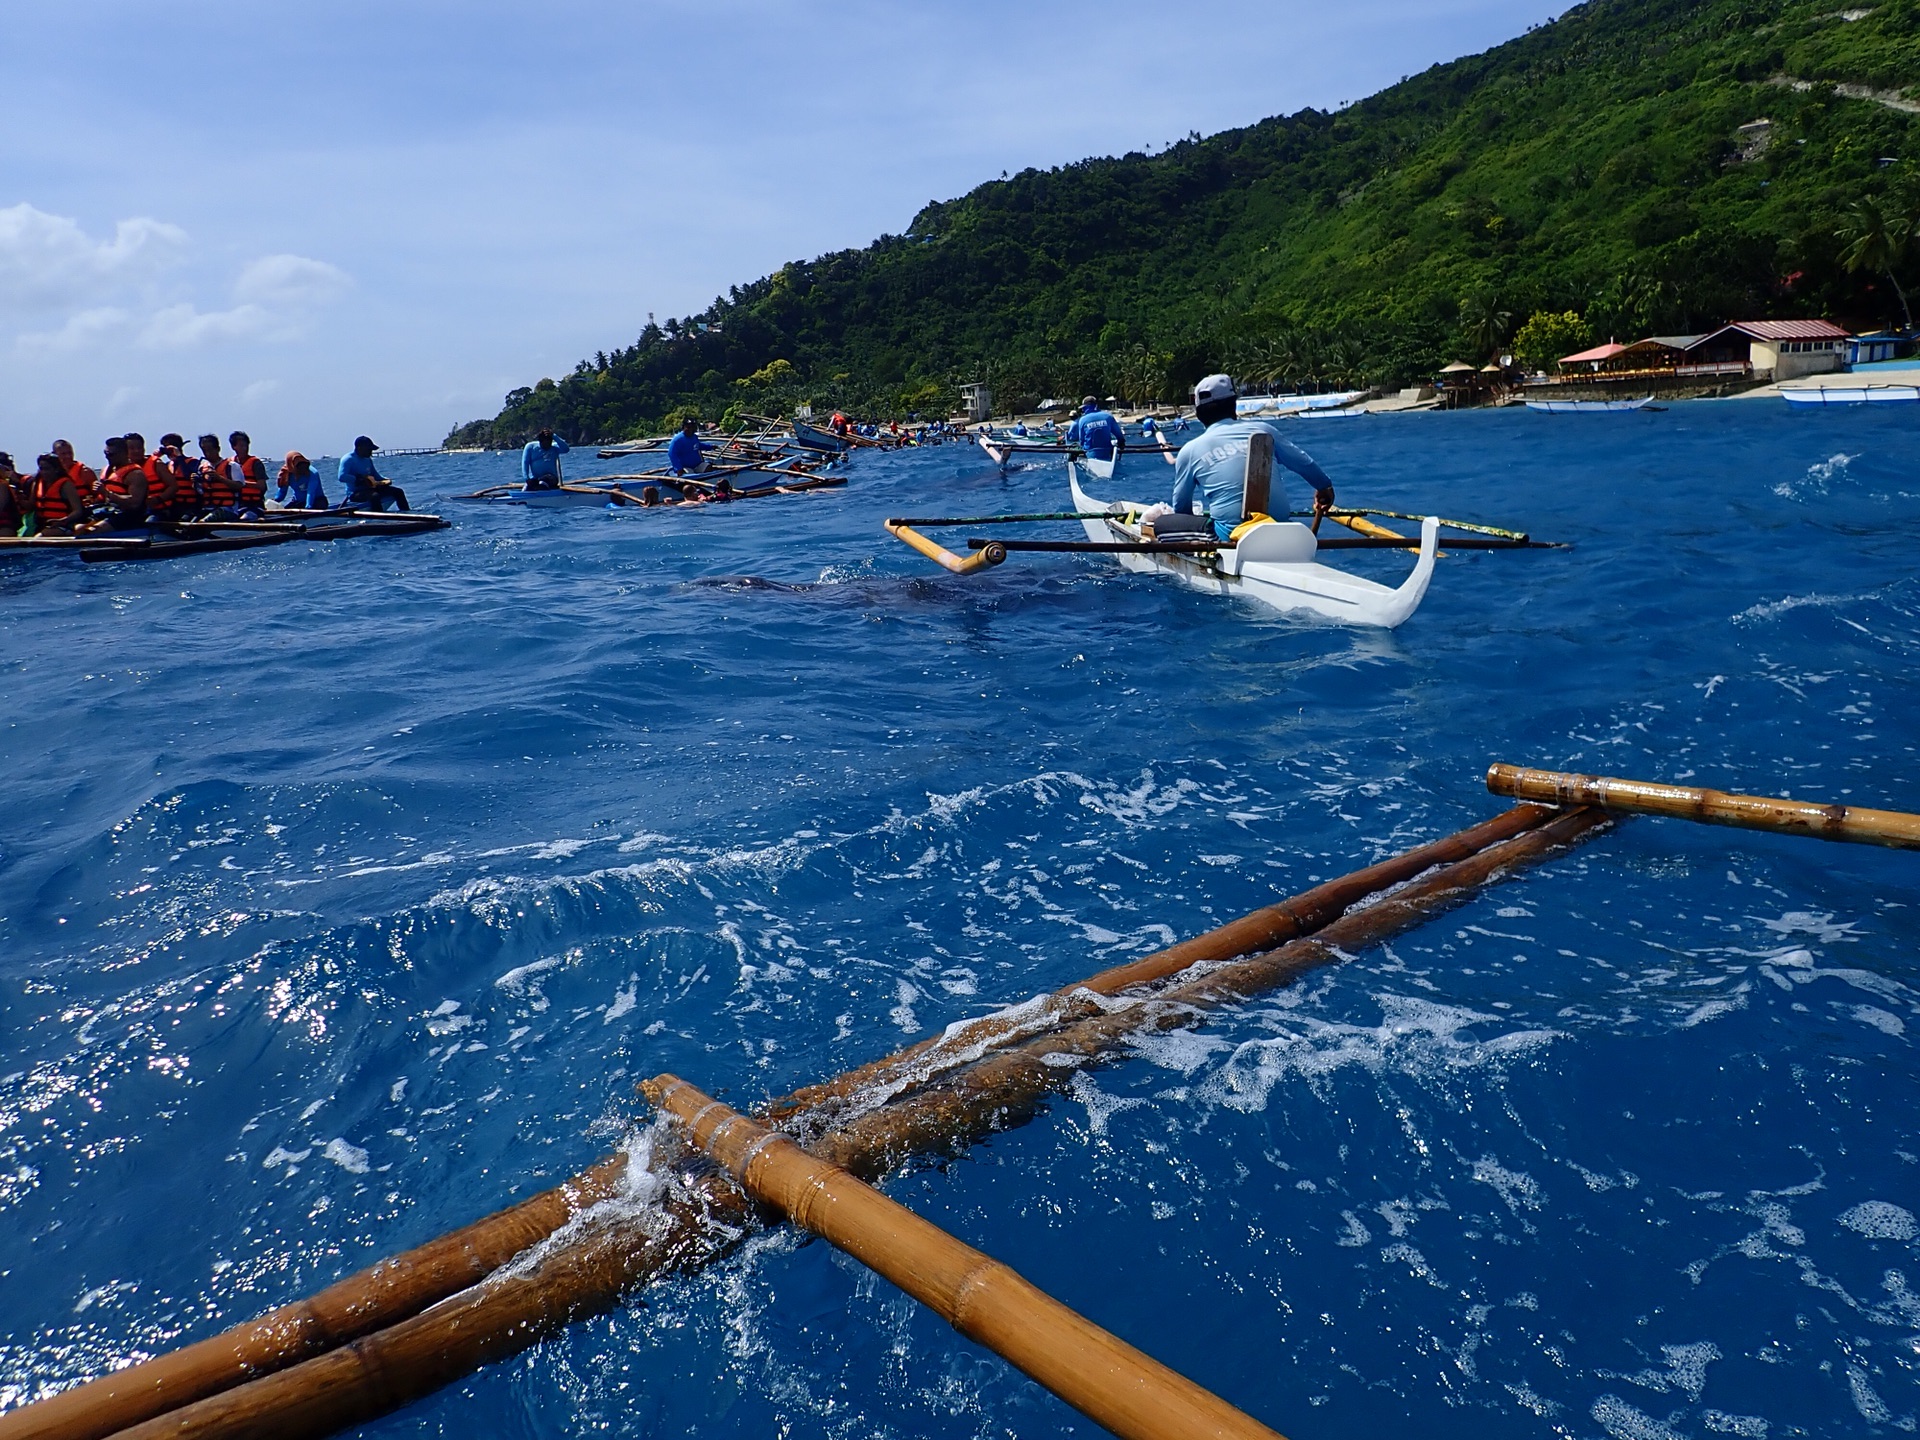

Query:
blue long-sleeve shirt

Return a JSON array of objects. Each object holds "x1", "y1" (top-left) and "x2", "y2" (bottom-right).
[
  {"x1": 1066, "y1": 409, "x2": 1124, "y2": 461},
  {"x1": 666, "y1": 431, "x2": 709, "y2": 474},
  {"x1": 521, "y1": 437, "x2": 569, "y2": 484},
  {"x1": 1169, "y1": 420, "x2": 1333, "y2": 540}
]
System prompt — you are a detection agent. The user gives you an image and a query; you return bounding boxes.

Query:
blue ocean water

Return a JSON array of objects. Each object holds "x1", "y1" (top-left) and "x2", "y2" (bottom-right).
[{"x1": 1, "y1": 404, "x2": 1916, "y2": 1439}]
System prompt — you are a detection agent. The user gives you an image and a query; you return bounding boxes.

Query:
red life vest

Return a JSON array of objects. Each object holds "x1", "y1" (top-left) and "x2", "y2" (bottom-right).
[
  {"x1": 33, "y1": 473, "x2": 76, "y2": 528},
  {"x1": 105, "y1": 464, "x2": 148, "y2": 512},
  {"x1": 199, "y1": 457, "x2": 240, "y2": 508},
  {"x1": 65, "y1": 461, "x2": 100, "y2": 501},
  {"x1": 234, "y1": 454, "x2": 268, "y2": 509},
  {"x1": 139, "y1": 456, "x2": 175, "y2": 513}
]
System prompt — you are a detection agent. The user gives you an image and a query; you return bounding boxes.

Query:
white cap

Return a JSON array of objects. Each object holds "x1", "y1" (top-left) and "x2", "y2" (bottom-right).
[{"x1": 1193, "y1": 373, "x2": 1236, "y2": 405}]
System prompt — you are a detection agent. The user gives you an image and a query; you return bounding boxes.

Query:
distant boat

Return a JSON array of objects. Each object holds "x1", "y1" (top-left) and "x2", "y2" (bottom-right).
[
  {"x1": 1781, "y1": 385, "x2": 1920, "y2": 406},
  {"x1": 1525, "y1": 397, "x2": 1662, "y2": 413},
  {"x1": 1294, "y1": 406, "x2": 1367, "y2": 420},
  {"x1": 791, "y1": 418, "x2": 851, "y2": 453}
]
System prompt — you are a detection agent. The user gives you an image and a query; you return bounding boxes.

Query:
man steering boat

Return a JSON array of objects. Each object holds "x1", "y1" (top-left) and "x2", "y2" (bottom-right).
[{"x1": 1160, "y1": 374, "x2": 1335, "y2": 540}]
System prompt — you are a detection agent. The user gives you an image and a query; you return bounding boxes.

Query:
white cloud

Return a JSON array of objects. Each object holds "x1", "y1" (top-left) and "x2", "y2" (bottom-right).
[
  {"x1": 140, "y1": 301, "x2": 285, "y2": 349},
  {"x1": 0, "y1": 204, "x2": 186, "y2": 309},
  {"x1": 103, "y1": 385, "x2": 140, "y2": 418},
  {"x1": 240, "y1": 379, "x2": 281, "y2": 404},
  {"x1": 18, "y1": 306, "x2": 132, "y2": 353},
  {"x1": 234, "y1": 254, "x2": 352, "y2": 308}
]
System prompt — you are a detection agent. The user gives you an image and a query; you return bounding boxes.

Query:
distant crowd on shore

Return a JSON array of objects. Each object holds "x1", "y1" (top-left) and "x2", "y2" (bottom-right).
[{"x1": 0, "y1": 433, "x2": 411, "y2": 536}]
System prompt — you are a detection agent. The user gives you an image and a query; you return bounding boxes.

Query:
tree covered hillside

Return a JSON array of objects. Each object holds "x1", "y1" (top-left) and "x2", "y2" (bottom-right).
[{"x1": 449, "y1": 0, "x2": 1920, "y2": 445}]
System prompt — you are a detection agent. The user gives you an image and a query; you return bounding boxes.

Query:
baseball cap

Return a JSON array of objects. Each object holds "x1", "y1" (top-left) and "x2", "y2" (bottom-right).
[
  {"x1": 1192, "y1": 374, "x2": 1237, "y2": 405},
  {"x1": 354, "y1": 435, "x2": 376, "y2": 450}
]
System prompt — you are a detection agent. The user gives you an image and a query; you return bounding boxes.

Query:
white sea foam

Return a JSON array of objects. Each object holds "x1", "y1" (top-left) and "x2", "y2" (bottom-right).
[
  {"x1": 1592, "y1": 1395, "x2": 1685, "y2": 1440},
  {"x1": 1195, "y1": 994, "x2": 1560, "y2": 1114},
  {"x1": 321, "y1": 1138, "x2": 369, "y2": 1174},
  {"x1": 1838, "y1": 1200, "x2": 1918, "y2": 1241}
]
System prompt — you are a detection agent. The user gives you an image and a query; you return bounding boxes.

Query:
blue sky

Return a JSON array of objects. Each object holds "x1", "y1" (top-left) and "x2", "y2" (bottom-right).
[{"x1": 1, "y1": 0, "x2": 1569, "y2": 453}]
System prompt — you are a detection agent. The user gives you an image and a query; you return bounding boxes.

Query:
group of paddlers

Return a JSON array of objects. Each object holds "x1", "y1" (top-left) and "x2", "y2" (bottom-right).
[{"x1": 0, "y1": 432, "x2": 410, "y2": 536}]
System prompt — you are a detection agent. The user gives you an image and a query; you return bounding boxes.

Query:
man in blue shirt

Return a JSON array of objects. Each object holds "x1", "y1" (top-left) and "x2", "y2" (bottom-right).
[
  {"x1": 666, "y1": 417, "x2": 709, "y2": 475},
  {"x1": 1164, "y1": 374, "x2": 1334, "y2": 540},
  {"x1": 336, "y1": 436, "x2": 410, "y2": 512},
  {"x1": 521, "y1": 429, "x2": 569, "y2": 490},
  {"x1": 1066, "y1": 395, "x2": 1124, "y2": 461}
]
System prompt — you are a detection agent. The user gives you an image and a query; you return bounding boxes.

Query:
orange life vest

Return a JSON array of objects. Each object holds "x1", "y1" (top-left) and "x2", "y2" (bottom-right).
[
  {"x1": 199, "y1": 457, "x2": 240, "y2": 509},
  {"x1": 234, "y1": 454, "x2": 268, "y2": 509},
  {"x1": 33, "y1": 473, "x2": 77, "y2": 528},
  {"x1": 104, "y1": 464, "x2": 148, "y2": 512},
  {"x1": 64, "y1": 460, "x2": 100, "y2": 501},
  {"x1": 139, "y1": 456, "x2": 175, "y2": 513}
]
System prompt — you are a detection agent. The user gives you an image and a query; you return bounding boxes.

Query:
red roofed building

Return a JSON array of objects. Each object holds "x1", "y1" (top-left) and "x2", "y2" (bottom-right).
[{"x1": 1687, "y1": 320, "x2": 1851, "y2": 380}]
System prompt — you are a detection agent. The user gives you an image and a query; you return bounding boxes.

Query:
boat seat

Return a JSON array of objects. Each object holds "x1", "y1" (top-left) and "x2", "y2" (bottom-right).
[{"x1": 1220, "y1": 520, "x2": 1317, "y2": 573}]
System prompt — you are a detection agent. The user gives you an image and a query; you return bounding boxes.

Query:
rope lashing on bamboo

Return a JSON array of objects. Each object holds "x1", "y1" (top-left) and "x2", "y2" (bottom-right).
[
  {"x1": 1487, "y1": 763, "x2": 1920, "y2": 850},
  {"x1": 646, "y1": 1078, "x2": 1290, "y2": 1440},
  {"x1": 1, "y1": 803, "x2": 1603, "y2": 1440}
]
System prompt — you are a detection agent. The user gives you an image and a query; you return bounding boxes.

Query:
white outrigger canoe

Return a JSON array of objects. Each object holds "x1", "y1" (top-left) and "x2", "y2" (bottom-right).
[{"x1": 1067, "y1": 459, "x2": 1438, "y2": 628}]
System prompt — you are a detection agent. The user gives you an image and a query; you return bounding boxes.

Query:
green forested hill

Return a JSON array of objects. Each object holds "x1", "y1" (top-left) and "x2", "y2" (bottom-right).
[{"x1": 449, "y1": 0, "x2": 1920, "y2": 444}]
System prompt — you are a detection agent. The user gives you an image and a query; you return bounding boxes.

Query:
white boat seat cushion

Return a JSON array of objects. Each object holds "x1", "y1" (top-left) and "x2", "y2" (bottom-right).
[{"x1": 1229, "y1": 521, "x2": 1317, "y2": 565}]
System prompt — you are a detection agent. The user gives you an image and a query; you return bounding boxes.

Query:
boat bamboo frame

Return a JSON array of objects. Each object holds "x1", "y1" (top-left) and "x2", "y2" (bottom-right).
[
  {"x1": 1, "y1": 800, "x2": 1601, "y2": 1440},
  {"x1": 1487, "y1": 763, "x2": 1920, "y2": 849},
  {"x1": 647, "y1": 1079, "x2": 1288, "y2": 1440}
]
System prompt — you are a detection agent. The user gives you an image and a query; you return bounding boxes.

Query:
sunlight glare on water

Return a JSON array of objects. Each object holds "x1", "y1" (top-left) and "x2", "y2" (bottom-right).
[{"x1": 1, "y1": 405, "x2": 1916, "y2": 1437}]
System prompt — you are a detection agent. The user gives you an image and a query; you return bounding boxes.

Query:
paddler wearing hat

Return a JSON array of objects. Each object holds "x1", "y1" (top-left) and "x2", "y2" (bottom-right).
[
  {"x1": 1160, "y1": 374, "x2": 1335, "y2": 540},
  {"x1": 1065, "y1": 394, "x2": 1124, "y2": 462},
  {"x1": 520, "y1": 428, "x2": 569, "y2": 490},
  {"x1": 336, "y1": 436, "x2": 410, "y2": 512}
]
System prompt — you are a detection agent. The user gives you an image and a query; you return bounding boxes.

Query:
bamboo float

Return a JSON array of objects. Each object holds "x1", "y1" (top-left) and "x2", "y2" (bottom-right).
[
  {"x1": 41, "y1": 806, "x2": 1606, "y2": 1440},
  {"x1": 962, "y1": 536, "x2": 1550, "y2": 554},
  {"x1": 7, "y1": 804, "x2": 1595, "y2": 1440},
  {"x1": 885, "y1": 520, "x2": 1005, "y2": 574},
  {"x1": 646, "y1": 1078, "x2": 1289, "y2": 1440},
  {"x1": 1488, "y1": 763, "x2": 1920, "y2": 850},
  {"x1": 806, "y1": 805, "x2": 1609, "y2": 1179},
  {"x1": 768, "y1": 802, "x2": 1563, "y2": 1124},
  {"x1": 0, "y1": 1156, "x2": 631, "y2": 1440}
]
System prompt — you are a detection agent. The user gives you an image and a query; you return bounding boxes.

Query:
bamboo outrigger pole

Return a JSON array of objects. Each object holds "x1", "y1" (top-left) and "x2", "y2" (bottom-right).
[
  {"x1": 2, "y1": 803, "x2": 1603, "y2": 1440},
  {"x1": 646, "y1": 1077, "x2": 1289, "y2": 1440},
  {"x1": 1487, "y1": 763, "x2": 1920, "y2": 850},
  {"x1": 884, "y1": 519, "x2": 1006, "y2": 573},
  {"x1": 768, "y1": 801, "x2": 1563, "y2": 1125}
]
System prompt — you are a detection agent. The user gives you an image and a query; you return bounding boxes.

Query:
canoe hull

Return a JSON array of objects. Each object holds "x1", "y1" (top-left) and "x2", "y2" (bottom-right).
[
  {"x1": 1067, "y1": 462, "x2": 1436, "y2": 629},
  {"x1": 1781, "y1": 385, "x2": 1920, "y2": 406}
]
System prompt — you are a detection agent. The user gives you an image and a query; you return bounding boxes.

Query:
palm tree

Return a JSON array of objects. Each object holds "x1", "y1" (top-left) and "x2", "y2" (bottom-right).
[
  {"x1": 1837, "y1": 197, "x2": 1914, "y2": 331},
  {"x1": 1459, "y1": 292, "x2": 1514, "y2": 361}
]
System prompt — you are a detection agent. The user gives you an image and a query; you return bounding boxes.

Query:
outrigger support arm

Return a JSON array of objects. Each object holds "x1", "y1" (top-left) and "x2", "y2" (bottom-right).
[{"x1": 885, "y1": 520, "x2": 1005, "y2": 574}]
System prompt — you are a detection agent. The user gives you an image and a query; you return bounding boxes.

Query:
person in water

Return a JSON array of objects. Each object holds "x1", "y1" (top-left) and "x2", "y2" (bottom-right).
[
  {"x1": 337, "y1": 436, "x2": 408, "y2": 511},
  {"x1": 667, "y1": 417, "x2": 709, "y2": 476},
  {"x1": 521, "y1": 428, "x2": 569, "y2": 490},
  {"x1": 1162, "y1": 374, "x2": 1335, "y2": 541},
  {"x1": 230, "y1": 432, "x2": 270, "y2": 517},
  {"x1": 639, "y1": 485, "x2": 664, "y2": 506},
  {"x1": 275, "y1": 452, "x2": 326, "y2": 509},
  {"x1": 1066, "y1": 395, "x2": 1124, "y2": 462}
]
